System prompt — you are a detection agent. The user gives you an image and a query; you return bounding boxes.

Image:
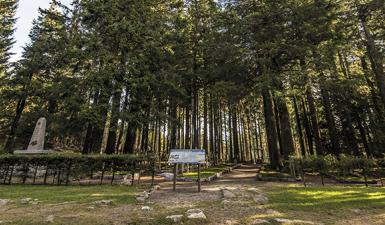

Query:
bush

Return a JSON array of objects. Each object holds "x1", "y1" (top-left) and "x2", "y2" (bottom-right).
[{"x1": 0, "y1": 153, "x2": 155, "y2": 185}]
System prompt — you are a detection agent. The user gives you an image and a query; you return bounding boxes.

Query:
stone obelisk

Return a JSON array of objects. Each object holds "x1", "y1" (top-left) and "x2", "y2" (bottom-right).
[
  {"x1": 15, "y1": 117, "x2": 52, "y2": 154},
  {"x1": 27, "y1": 117, "x2": 46, "y2": 150}
]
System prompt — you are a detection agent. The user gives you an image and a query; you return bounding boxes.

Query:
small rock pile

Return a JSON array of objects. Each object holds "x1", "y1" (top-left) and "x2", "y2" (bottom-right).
[
  {"x1": 0, "y1": 199, "x2": 10, "y2": 206},
  {"x1": 20, "y1": 198, "x2": 39, "y2": 205},
  {"x1": 166, "y1": 208, "x2": 207, "y2": 223},
  {"x1": 221, "y1": 188, "x2": 236, "y2": 199},
  {"x1": 93, "y1": 200, "x2": 113, "y2": 206},
  {"x1": 136, "y1": 185, "x2": 161, "y2": 203}
]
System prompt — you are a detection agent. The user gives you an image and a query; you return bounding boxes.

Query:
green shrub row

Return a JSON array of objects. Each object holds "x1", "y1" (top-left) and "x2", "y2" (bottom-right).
[
  {"x1": 0, "y1": 153, "x2": 155, "y2": 185},
  {"x1": 288, "y1": 154, "x2": 384, "y2": 186}
]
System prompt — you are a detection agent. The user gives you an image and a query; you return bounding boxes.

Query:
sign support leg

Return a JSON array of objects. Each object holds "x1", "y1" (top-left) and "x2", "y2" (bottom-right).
[
  {"x1": 173, "y1": 163, "x2": 177, "y2": 192},
  {"x1": 198, "y1": 164, "x2": 201, "y2": 192}
]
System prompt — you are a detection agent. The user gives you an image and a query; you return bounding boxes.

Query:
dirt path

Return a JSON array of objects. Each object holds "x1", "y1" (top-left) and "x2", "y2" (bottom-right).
[{"x1": 148, "y1": 164, "x2": 271, "y2": 224}]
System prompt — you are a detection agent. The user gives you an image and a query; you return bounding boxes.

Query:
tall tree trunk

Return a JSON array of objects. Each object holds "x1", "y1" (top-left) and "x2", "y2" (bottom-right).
[
  {"x1": 4, "y1": 96, "x2": 27, "y2": 152},
  {"x1": 262, "y1": 89, "x2": 281, "y2": 169},
  {"x1": 301, "y1": 98, "x2": 314, "y2": 155},
  {"x1": 203, "y1": 89, "x2": 208, "y2": 152},
  {"x1": 306, "y1": 87, "x2": 324, "y2": 155},
  {"x1": 231, "y1": 105, "x2": 240, "y2": 163},
  {"x1": 320, "y1": 85, "x2": 340, "y2": 156},
  {"x1": 293, "y1": 96, "x2": 306, "y2": 157},
  {"x1": 359, "y1": 11, "x2": 385, "y2": 108},
  {"x1": 192, "y1": 87, "x2": 199, "y2": 149},
  {"x1": 90, "y1": 89, "x2": 109, "y2": 153},
  {"x1": 185, "y1": 102, "x2": 191, "y2": 149},
  {"x1": 105, "y1": 89, "x2": 122, "y2": 154},
  {"x1": 276, "y1": 96, "x2": 295, "y2": 159},
  {"x1": 4, "y1": 71, "x2": 34, "y2": 153},
  {"x1": 170, "y1": 98, "x2": 178, "y2": 149}
]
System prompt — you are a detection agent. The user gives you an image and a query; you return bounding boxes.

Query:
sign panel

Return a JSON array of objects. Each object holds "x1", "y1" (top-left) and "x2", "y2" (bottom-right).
[{"x1": 168, "y1": 149, "x2": 206, "y2": 164}]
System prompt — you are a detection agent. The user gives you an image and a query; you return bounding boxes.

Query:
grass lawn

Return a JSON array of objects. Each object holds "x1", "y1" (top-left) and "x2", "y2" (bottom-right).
[
  {"x1": 178, "y1": 164, "x2": 234, "y2": 179},
  {"x1": 265, "y1": 185, "x2": 385, "y2": 211},
  {"x1": 0, "y1": 184, "x2": 149, "y2": 205},
  {"x1": 249, "y1": 185, "x2": 385, "y2": 224}
]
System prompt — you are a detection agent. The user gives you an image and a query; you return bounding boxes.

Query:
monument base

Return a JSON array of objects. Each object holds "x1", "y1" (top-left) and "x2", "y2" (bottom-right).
[{"x1": 14, "y1": 150, "x2": 54, "y2": 154}]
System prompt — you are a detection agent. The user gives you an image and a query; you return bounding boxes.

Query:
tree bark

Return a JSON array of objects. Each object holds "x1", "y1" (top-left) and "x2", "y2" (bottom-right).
[{"x1": 262, "y1": 89, "x2": 281, "y2": 169}]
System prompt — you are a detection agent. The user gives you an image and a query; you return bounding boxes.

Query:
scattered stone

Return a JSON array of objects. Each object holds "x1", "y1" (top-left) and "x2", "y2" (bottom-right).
[
  {"x1": 166, "y1": 215, "x2": 183, "y2": 223},
  {"x1": 248, "y1": 187, "x2": 261, "y2": 193},
  {"x1": 274, "y1": 218, "x2": 322, "y2": 225},
  {"x1": 141, "y1": 191, "x2": 150, "y2": 199},
  {"x1": 265, "y1": 209, "x2": 280, "y2": 214},
  {"x1": 187, "y1": 212, "x2": 206, "y2": 219},
  {"x1": 185, "y1": 208, "x2": 206, "y2": 219},
  {"x1": 136, "y1": 196, "x2": 146, "y2": 202},
  {"x1": 141, "y1": 206, "x2": 152, "y2": 211},
  {"x1": 94, "y1": 200, "x2": 113, "y2": 206},
  {"x1": 55, "y1": 201, "x2": 78, "y2": 206},
  {"x1": 87, "y1": 206, "x2": 95, "y2": 211},
  {"x1": 350, "y1": 208, "x2": 361, "y2": 214},
  {"x1": 225, "y1": 220, "x2": 237, "y2": 225},
  {"x1": 0, "y1": 199, "x2": 10, "y2": 206},
  {"x1": 222, "y1": 189, "x2": 236, "y2": 198},
  {"x1": 252, "y1": 219, "x2": 270, "y2": 224},
  {"x1": 253, "y1": 194, "x2": 268, "y2": 205},
  {"x1": 45, "y1": 215, "x2": 54, "y2": 223},
  {"x1": 20, "y1": 198, "x2": 33, "y2": 204},
  {"x1": 153, "y1": 185, "x2": 161, "y2": 190},
  {"x1": 121, "y1": 174, "x2": 132, "y2": 185},
  {"x1": 186, "y1": 209, "x2": 203, "y2": 214}
]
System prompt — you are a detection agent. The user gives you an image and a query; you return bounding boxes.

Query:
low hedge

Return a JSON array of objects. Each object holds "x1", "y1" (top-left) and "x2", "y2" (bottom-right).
[
  {"x1": 0, "y1": 153, "x2": 155, "y2": 185},
  {"x1": 288, "y1": 154, "x2": 383, "y2": 186}
]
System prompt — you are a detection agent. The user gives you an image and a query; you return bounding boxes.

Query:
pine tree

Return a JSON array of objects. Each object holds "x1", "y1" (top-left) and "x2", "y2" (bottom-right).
[{"x1": 0, "y1": 0, "x2": 17, "y2": 75}]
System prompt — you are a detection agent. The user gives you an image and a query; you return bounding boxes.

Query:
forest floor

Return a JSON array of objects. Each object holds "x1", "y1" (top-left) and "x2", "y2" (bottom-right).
[{"x1": 0, "y1": 165, "x2": 384, "y2": 225}]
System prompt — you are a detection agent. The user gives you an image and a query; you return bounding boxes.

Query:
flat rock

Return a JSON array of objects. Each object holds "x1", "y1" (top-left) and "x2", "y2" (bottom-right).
[
  {"x1": 225, "y1": 220, "x2": 237, "y2": 225},
  {"x1": 253, "y1": 194, "x2": 268, "y2": 205},
  {"x1": 94, "y1": 200, "x2": 113, "y2": 205},
  {"x1": 252, "y1": 219, "x2": 270, "y2": 224},
  {"x1": 141, "y1": 191, "x2": 150, "y2": 198},
  {"x1": 222, "y1": 189, "x2": 236, "y2": 198},
  {"x1": 20, "y1": 198, "x2": 33, "y2": 204},
  {"x1": 187, "y1": 212, "x2": 207, "y2": 219},
  {"x1": 0, "y1": 199, "x2": 10, "y2": 206},
  {"x1": 248, "y1": 187, "x2": 261, "y2": 193},
  {"x1": 136, "y1": 196, "x2": 146, "y2": 202},
  {"x1": 274, "y1": 218, "x2": 323, "y2": 225},
  {"x1": 45, "y1": 215, "x2": 54, "y2": 223},
  {"x1": 166, "y1": 215, "x2": 183, "y2": 223},
  {"x1": 186, "y1": 209, "x2": 203, "y2": 214},
  {"x1": 141, "y1": 206, "x2": 152, "y2": 211},
  {"x1": 265, "y1": 209, "x2": 280, "y2": 214},
  {"x1": 350, "y1": 208, "x2": 361, "y2": 214}
]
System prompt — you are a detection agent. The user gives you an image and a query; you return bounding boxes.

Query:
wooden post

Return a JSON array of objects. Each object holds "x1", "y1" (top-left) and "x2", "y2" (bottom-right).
[
  {"x1": 173, "y1": 163, "x2": 177, "y2": 191},
  {"x1": 198, "y1": 164, "x2": 201, "y2": 192}
]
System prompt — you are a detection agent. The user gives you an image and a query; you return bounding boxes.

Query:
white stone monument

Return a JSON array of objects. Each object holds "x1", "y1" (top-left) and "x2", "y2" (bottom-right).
[{"x1": 15, "y1": 117, "x2": 52, "y2": 154}]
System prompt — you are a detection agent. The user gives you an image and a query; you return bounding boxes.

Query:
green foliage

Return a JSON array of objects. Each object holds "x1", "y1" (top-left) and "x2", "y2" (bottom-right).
[{"x1": 0, "y1": 153, "x2": 154, "y2": 184}]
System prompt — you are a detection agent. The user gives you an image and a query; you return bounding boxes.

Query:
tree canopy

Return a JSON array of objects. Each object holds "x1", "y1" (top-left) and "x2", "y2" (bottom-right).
[{"x1": 1, "y1": 0, "x2": 384, "y2": 168}]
